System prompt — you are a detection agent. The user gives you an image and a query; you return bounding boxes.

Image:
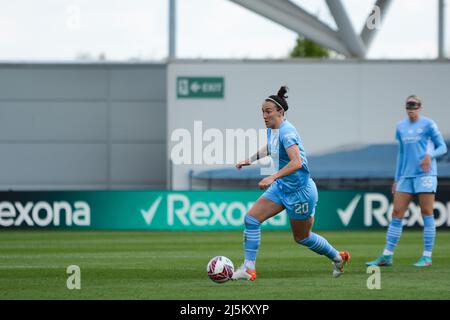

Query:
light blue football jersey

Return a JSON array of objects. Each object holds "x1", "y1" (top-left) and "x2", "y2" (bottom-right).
[
  {"x1": 395, "y1": 116, "x2": 447, "y2": 181},
  {"x1": 267, "y1": 119, "x2": 310, "y2": 192}
]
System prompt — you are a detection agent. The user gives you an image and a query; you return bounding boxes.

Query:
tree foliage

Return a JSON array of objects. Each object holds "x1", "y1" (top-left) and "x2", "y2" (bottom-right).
[{"x1": 290, "y1": 37, "x2": 330, "y2": 58}]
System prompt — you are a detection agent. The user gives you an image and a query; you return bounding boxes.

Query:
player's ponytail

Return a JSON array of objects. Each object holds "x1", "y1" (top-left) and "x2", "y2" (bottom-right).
[{"x1": 266, "y1": 85, "x2": 289, "y2": 111}]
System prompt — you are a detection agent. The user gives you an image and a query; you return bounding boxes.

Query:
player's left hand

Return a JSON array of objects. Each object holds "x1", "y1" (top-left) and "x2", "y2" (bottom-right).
[
  {"x1": 420, "y1": 154, "x2": 432, "y2": 172},
  {"x1": 258, "y1": 176, "x2": 275, "y2": 189}
]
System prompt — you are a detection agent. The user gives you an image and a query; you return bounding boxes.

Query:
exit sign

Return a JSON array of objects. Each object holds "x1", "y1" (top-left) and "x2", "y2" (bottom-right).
[{"x1": 177, "y1": 77, "x2": 224, "y2": 99}]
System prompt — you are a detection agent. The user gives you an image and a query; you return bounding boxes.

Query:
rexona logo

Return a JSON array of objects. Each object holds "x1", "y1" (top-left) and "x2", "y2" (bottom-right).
[
  {"x1": 337, "y1": 193, "x2": 450, "y2": 227},
  {"x1": 0, "y1": 201, "x2": 91, "y2": 227},
  {"x1": 141, "y1": 194, "x2": 286, "y2": 227}
]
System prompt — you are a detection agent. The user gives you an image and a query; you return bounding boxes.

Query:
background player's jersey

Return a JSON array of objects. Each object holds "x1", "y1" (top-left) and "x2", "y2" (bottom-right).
[
  {"x1": 395, "y1": 116, "x2": 447, "y2": 180},
  {"x1": 267, "y1": 119, "x2": 310, "y2": 192}
]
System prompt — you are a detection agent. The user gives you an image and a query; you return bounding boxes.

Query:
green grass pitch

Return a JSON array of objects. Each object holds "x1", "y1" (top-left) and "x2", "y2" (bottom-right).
[{"x1": 0, "y1": 230, "x2": 449, "y2": 299}]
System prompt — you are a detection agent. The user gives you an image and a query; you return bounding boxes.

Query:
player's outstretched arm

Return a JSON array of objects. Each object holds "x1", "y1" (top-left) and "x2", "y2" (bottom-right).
[{"x1": 236, "y1": 144, "x2": 268, "y2": 169}]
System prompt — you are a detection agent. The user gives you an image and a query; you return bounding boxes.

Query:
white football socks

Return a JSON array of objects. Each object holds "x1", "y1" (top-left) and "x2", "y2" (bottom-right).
[{"x1": 244, "y1": 260, "x2": 255, "y2": 270}]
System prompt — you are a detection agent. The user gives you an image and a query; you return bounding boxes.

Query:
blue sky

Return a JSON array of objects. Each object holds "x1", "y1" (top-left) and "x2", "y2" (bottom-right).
[{"x1": 0, "y1": 0, "x2": 448, "y2": 61}]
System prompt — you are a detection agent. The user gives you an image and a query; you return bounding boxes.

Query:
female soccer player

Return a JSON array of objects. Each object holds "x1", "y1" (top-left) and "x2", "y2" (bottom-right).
[
  {"x1": 366, "y1": 95, "x2": 447, "y2": 267},
  {"x1": 231, "y1": 86, "x2": 350, "y2": 281}
]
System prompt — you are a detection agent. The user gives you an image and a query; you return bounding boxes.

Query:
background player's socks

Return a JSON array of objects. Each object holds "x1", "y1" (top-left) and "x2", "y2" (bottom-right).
[
  {"x1": 297, "y1": 232, "x2": 340, "y2": 261},
  {"x1": 383, "y1": 217, "x2": 403, "y2": 255},
  {"x1": 422, "y1": 215, "x2": 436, "y2": 257},
  {"x1": 243, "y1": 215, "x2": 261, "y2": 267}
]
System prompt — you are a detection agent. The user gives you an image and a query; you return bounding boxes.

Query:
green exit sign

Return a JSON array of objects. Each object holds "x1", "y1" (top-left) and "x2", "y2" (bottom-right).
[{"x1": 177, "y1": 77, "x2": 224, "y2": 99}]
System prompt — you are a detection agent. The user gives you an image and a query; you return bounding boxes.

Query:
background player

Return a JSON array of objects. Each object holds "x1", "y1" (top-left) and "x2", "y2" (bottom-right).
[
  {"x1": 366, "y1": 95, "x2": 447, "y2": 267},
  {"x1": 232, "y1": 86, "x2": 350, "y2": 281}
]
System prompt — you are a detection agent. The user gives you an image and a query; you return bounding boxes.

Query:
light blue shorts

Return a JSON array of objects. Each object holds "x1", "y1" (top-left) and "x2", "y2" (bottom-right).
[
  {"x1": 262, "y1": 178, "x2": 318, "y2": 220},
  {"x1": 396, "y1": 176, "x2": 437, "y2": 194}
]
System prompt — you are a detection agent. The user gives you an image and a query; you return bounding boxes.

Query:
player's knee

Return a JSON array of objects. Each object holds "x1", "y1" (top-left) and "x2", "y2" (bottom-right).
[
  {"x1": 392, "y1": 208, "x2": 405, "y2": 219},
  {"x1": 293, "y1": 231, "x2": 310, "y2": 243},
  {"x1": 246, "y1": 207, "x2": 257, "y2": 219}
]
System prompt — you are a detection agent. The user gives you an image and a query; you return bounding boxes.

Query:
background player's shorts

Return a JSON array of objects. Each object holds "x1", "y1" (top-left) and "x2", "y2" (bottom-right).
[
  {"x1": 396, "y1": 175, "x2": 437, "y2": 194},
  {"x1": 262, "y1": 178, "x2": 318, "y2": 220}
]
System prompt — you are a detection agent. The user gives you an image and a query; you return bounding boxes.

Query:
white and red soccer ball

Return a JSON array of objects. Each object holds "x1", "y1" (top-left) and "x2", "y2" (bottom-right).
[{"x1": 207, "y1": 256, "x2": 234, "y2": 283}]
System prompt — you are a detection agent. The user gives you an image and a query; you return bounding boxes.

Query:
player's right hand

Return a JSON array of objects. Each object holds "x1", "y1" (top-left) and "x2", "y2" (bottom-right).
[
  {"x1": 420, "y1": 154, "x2": 432, "y2": 172},
  {"x1": 236, "y1": 159, "x2": 251, "y2": 170}
]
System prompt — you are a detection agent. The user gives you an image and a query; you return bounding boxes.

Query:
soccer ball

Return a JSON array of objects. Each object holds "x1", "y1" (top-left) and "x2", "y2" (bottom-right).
[{"x1": 206, "y1": 256, "x2": 234, "y2": 283}]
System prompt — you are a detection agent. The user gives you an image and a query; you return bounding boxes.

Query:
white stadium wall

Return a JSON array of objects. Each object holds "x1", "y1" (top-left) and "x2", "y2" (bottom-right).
[
  {"x1": 1, "y1": 61, "x2": 449, "y2": 191},
  {"x1": 0, "y1": 63, "x2": 167, "y2": 190},
  {"x1": 168, "y1": 60, "x2": 450, "y2": 190}
]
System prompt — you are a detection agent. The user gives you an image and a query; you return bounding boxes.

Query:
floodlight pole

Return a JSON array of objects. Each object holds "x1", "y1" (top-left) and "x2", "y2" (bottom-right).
[
  {"x1": 438, "y1": 0, "x2": 446, "y2": 59},
  {"x1": 169, "y1": 0, "x2": 176, "y2": 59}
]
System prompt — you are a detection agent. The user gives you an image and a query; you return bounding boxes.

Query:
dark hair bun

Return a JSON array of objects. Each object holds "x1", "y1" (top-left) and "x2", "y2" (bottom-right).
[
  {"x1": 266, "y1": 85, "x2": 289, "y2": 111},
  {"x1": 277, "y1": 86, "x2": 288, "y2": 100}
]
